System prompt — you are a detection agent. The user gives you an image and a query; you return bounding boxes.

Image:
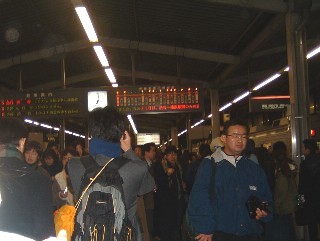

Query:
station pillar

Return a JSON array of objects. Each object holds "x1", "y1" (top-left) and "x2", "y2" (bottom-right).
[{"x1": 286, "y1": 4, "x2": 310, "y2": 163}]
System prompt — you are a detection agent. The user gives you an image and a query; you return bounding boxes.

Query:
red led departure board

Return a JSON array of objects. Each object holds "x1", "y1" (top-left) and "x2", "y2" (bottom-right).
[
  {"x1": 112, "y1": 86, "x2": 202, "y2": 114},
  {"x1": 1, "y1": 89, "x2": 87, "y2": 118}
]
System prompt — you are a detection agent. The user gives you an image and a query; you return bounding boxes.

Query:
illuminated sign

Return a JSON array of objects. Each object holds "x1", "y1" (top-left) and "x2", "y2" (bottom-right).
[
  {"x1": 1, "y1": 85, "x2": 203, "y2": 118},
  {"x1": 112, "y1": 86, "x2": 202, "y2": 114},
  {"x1": 1, "y1": 89, "x2": 87, "y2": 118},
  {"x1": 137, "y1": 133, "x2": 161, "y2": 145},
  {"x1": 250, "y1": 96, "x2": 290, "y2": 112}
]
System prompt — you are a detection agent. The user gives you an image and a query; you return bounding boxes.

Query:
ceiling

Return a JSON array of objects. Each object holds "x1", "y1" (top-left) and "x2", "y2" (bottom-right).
[{"x1": 0, "y1": 0, "x2": 320, "y2": 141}]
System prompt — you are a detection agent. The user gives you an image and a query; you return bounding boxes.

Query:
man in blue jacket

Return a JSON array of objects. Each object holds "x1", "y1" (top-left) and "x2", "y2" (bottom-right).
[{"x1": 188, "y1": 119, "x2": 272, "y2": 241}]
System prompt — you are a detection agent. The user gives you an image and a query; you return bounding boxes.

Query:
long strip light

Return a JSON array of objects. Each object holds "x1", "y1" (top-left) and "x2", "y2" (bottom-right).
[
  {"x1": 75, "y1": 7, "x2": 98, "y2": 42},
  {"x1": 127, "y1": 115, "x2": 138, "y2": 134},
  {"x1": 104, "y1": 68, "x2": 117, "y2": 83},
  {"x1": 252, "y1": 73, "x2": 281, "y2": 91},
  {"x1": 24, "y1": 119, "x2": 86, "y2": 139},
  {"x1": 232, "y1": 91, "x2": 251, "y2": 103},
  {"x1": 219, "y1": 103, "x2": 232, "y2": 112},
  {"x1": 93, "y1": 45, "x2": 110, "y2": 67},
  {"x1": 73, "y1": 4, "x2": 118, "y2": 87},
  {"x1": 306, "y1": 45, "x2": 320, "y2": 59},
  {"x1": 169, "y1": 43, "x2": 320, "y2": 142}
]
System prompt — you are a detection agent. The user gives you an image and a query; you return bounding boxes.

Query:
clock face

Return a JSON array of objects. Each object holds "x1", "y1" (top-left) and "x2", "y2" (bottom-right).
[{"x1": 88, "y1": 91, "x2": 108, "y2": 112}]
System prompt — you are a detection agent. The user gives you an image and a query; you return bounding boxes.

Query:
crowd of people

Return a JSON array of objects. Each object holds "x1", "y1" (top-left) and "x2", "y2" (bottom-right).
[{"x1": 0, "y1": 112, "x2": 320, "y2": 241}]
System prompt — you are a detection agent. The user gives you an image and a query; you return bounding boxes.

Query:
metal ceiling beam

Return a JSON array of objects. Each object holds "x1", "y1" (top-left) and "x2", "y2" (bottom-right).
[
  {"x1": 205, "y1": 0, "x2": 287, "y2": 13},
  {"x1": 99, "y1": 37, "x2": 239, "y2": 65},
  {"x1": 25, "y1": 68, "x2": 208, "y2": 91},
  {"x1": 211, "y1": 14, "x2": 285, "y2": 87},
  {"x1": 0, "y1": 37, "x2": 239, "y2": 71},
  {"x1": 0, "y1": 40, "x2": 89, "y2": 70}
]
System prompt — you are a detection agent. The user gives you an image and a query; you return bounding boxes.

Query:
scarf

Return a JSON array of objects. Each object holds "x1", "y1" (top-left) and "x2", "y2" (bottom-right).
[{"x1": 89, "y1": 138, "x2": 122, "y2": 158}]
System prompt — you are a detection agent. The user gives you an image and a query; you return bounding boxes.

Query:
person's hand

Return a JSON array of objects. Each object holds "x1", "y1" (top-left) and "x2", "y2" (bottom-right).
[
  {"x1": 255, "y1": 208, "x2": 268, "y2": 220},
  {"x1": 166, "y1": 167, "x2": 175, "y2": 175},
  {"x1": 120, "y1": 130, "x2": 131, "y2": 152},
  {"x1": 195, "y1": 233, "x2": 213, "y2": 241}
]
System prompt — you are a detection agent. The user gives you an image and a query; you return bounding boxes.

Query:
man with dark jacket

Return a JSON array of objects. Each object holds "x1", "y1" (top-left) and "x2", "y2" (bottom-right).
[
  {"x1": 299, "y1": 139, "x2": 320, "y2": 241},
  {"x1": 0, "y1": 117, "x2": 55, "y2": 240},
  {"x1": 68, "y1": 107, "x2": 155, "y2": 241},
  {"x1": 188, "y1": 119, "x2": 272, "y2": 241}
]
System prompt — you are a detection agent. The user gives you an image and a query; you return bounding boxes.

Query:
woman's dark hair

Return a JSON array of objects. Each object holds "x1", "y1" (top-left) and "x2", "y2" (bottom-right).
[
  {"x1": 272, "y1": 141, "x2": 292, "y2": 177},
  {"x1": 42, "y1": 148, "x2": 60, "y2": 164},
  {"x1": 198, "y1": 143, "x2": 212, "y2": 157}
]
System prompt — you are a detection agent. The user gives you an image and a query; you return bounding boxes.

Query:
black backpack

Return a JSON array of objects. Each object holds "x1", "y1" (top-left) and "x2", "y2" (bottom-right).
[{"x1": 73, "y1": 155, "x2": 136, "y2": 241}]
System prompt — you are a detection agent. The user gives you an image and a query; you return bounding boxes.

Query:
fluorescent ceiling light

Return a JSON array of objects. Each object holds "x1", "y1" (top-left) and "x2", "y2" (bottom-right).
[
  {"x1": 93, "y1": 46, "x2": 109, "y2": 67},
  {"x1": 75, "y1": 7, "x2": 98, "y2": 42},
  {"x1": 252, "y1": 73, "x2": 281, "y2": 91},
  {"x1": 191, "y1": 119, "x2": 204, "y2": 128},
  {"x1": 178, "y1": 129, "x2": 187, "y2": 136},
  {"x1": 219, "y1": 103, "x2": 232, "y2": 112},
  {"x1": 306, "y1": 45, "x2": 320, "y2": 59},
  {"x1": 284, "y1": 66, "x2": 289, "y2": 72},
  {"x1": 127, "y1": 115, "x2": 138, "y2": 134},
  {"x1": 207, "y1": 114, "x2": 212, "y2": 118},
  {"x1": 104, "y1": 68, "x2": 117, "y2": 83},
  {"x1": 40, "y1": 124, "x2": 52, "y2": 129},
  {"x1": 232, "y1": 91, "x2": 251, "y2": 103},
  {"x1": 112, "y1": 83, "x2": 118, "y2": 88}
]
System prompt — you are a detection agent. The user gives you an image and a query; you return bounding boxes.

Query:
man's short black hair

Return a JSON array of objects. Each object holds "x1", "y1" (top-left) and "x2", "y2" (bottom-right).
[
  {"x1": 24, "y1": 140, "x2": 43, "y2": 157},
  {"x1": 303, "y1": 139, "x2": 318, "y2": 154},
  {"x1": 0, "y1": 117, "x2": 28, "y2": 146},
  {"x1": 88, "y1": 106, "x2": 127, "y2": 142},
  {"x1": 222, "y1": 119, "x2": 249, "y2": 135},
  {"x1": 142, "y1": 142, "x2": 156, "y2": 154}
]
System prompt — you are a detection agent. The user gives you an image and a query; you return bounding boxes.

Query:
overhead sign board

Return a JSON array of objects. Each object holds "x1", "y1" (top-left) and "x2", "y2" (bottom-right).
[
  {"x1": 1, "y1": 85, "x2": 203, "y2": 118},
  {"x1": 111, "y1": 85, "x2": 203, "y2": 114},
  {"x1": 1, "y1": 89, "x2": 87, "y2": 118},
  {"x1": 137, "y1": 133, "x2": 160, "y2": 145},
  {"x1": 250, "y1": 96, "x2": 290, "y2": 112}
]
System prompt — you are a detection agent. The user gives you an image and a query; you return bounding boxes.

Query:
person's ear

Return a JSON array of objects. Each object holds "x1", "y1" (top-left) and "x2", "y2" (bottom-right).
[
  {"x1": 18, "y1": 138, "x2": 27, "y2": 153},
  {"x1": 220, "y1": 135, "x2": 226, "y2": 144}
]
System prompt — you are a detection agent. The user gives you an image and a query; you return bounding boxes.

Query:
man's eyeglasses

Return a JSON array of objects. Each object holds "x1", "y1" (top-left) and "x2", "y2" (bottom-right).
[{"x1": 226, "y1": 133, "x2": 248, "y2": 140}]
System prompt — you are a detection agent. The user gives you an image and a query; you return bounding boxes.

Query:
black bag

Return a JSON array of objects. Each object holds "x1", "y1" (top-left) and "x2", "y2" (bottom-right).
[
  {"x1": 73, "y1": 156, "x2": 136, "y2": 241},
  {"x1": 295, "y1": 194, "x2": 309, "y2": 226}
]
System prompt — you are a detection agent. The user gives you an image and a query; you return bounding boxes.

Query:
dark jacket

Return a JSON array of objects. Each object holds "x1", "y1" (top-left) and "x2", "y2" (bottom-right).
[
  {"x1": 188, "y1": 148, "x2": 272, "y2": 235},
  {"x1": 299, "y1": 153, "x2": 320, "y2": 214},
  {"x1": 0, "y1": 144, "x2": 55, "y2": 240}
]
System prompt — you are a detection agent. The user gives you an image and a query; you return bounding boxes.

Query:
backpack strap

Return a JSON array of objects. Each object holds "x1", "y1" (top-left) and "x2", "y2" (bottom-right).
[
  {"x1": 79, "y1": 155, "x2": 99, "y2": 170},
  {"x1": 75, "y1": 157, "x2": 115, "y2": 210}
]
